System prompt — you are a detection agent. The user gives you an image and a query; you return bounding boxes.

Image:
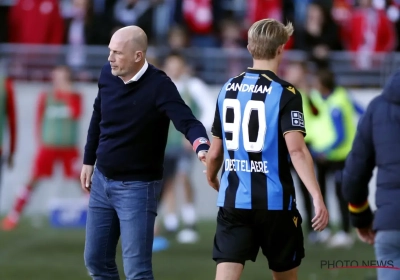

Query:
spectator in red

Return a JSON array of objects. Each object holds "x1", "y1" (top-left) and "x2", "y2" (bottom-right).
[
  {"x1": 345, "y1": 0, "x2": 397, "y2": 69},
  {"x1": 180, "y1": 0, "x2": 221, "y2": 47},
  {"x1": 8, "y1": 0, "x2": 64, "y2": 44},
  {"x1": 244, "y1": 0, "x2": 295, "y2": 49},
  {"x1": 246, "y1": 0, "x2": 283, "y2": 23},
  {"x1": 332, "y1": 0, "x2": 354, "y2": 38}
]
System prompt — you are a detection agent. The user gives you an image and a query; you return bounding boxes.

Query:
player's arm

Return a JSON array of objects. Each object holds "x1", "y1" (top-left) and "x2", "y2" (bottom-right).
[
  {"x1": 285, "y1": 132, "x2": 322, "y2": 199},
  {"x1": 206, "y1": 103, "x2": 223, "y2": 191},
  {"x1": 5, "y1": 78, "x2": 17, "y2": 158},
  {"x1": 155, "y1": 78, "x2": 210, "y2": 158},
  {"x1": 68, "y1": 93, "x2": 82, "y2": 120},
  {"x1": 282, "y1": 90, "x2": 328, "y2": 231},
  {"x1": 341, "y1": 102, "x2": 375, "y2": 229}
]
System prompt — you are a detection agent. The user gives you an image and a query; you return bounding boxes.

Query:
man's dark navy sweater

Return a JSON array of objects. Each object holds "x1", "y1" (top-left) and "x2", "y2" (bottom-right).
[
  {"x1": 341, "y1": 69, "x2": 400, "y2": 231},
  {"x1": 83, "y1": 63, "x2": 210, "y2": 181}
]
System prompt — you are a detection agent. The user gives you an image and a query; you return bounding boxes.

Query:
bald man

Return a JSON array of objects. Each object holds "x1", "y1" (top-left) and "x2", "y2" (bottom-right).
[{"x1": 81, "y1": 26, "x2": 210, "y2": 280}]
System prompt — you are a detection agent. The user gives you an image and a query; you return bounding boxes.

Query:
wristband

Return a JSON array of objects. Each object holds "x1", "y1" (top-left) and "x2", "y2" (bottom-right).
[{"x1": 193, "y1": 137, "x2": 210, "y2": 152}]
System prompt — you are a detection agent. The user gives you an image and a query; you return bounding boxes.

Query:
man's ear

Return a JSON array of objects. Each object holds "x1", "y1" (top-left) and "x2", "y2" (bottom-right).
[{"x1": 135, "y1": 51, "x2": 144, "y2": 63}]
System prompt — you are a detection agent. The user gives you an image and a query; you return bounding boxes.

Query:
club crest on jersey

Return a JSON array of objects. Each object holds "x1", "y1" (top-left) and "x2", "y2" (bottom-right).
[
  {"x1": 291, "y1": 111, "x2": 304, "y2": 127},
  {"x1": 225, "y1": 83, "x2": 272, "y2": 94}
]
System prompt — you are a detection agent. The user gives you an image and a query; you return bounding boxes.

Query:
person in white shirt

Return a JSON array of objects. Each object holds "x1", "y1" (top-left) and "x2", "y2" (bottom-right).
[{"x1": 153, "y1": 51, "x2": 214, "y2": 251}]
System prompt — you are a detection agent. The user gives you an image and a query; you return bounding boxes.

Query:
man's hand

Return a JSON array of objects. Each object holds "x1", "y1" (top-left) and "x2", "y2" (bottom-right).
[
  {"x1": 312, "y1": 197, "x2": 329, "y2": 231},
  {"x1": 198, "y1": 150, "x2": 207, "y2": 167},
  {"x1": 80, "y1": 165, "x2": 94, "y2": 194},
  {"x1": 356, "y1": 225, "x2": 375, "y2": 245},
  {"x1": 207, "y1": 176, "x2": 220, "y2": 191}
]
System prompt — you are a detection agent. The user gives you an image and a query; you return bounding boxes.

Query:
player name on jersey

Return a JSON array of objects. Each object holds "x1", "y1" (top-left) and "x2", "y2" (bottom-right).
[
  {"x1": 225, "y1": 159, "x2": 269, "y2": 174},
  {"x1": 225, "y1": 83, "x2": 272, "y2": 94}
]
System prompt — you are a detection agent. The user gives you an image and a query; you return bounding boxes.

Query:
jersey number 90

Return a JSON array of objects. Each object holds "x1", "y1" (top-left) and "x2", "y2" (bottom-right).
[{"x1": 222, "y1": 99, "x2": 266, "y2": 153}]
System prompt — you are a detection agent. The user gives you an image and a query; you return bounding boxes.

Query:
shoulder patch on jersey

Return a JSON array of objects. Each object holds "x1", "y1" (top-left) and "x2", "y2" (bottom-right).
[
  {"x1": 286, "y1": 86, "x2": 296, "y2": 94},
  {"x1": 291, "y1": 111, "x2": 305, "y2": 127},
  {"x1": 261, "y1": 74, "x2": 273, "y2": 81}
]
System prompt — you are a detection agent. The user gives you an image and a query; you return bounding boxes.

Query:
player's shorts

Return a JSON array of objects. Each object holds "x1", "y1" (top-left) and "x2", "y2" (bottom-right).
[
  {"x1": 163, "y1": 154, "x2": 179, "y2": 182},
  {"x1": 213, "y1": 207, "x2": 305, "y2": 272},
  {"x1": 32, "y1": 146, "x2": 80, "y2": 179},
  {"x1": 159, "y1": 154, "x2": 179, "y2": 200},
  {"x1": 176, "y1": 150, "x2": 194, "y2": 175}
]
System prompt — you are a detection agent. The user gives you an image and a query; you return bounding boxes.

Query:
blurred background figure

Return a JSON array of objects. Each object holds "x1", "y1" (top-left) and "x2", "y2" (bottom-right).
[
  {"x1": 167, "y1": 25, "x2": 190, "y2": 52},
  {"x1": 0, "y1": 63, "x2": 17, "y2": 205},
  {"x1": 7, "y1": 0, "x2": 65, "y2": 45},
  {"x1": 153, "y1": 51, "x2": 214, "y2": 251},
  {"x1": 345, "y1": 0, "x2": 396, "y2": 69},
  {"x1": 63, "y1": 0, "x2": 113, "y2": 79},
  {"x1": 294, "y1": 1, "x2": 342, "y2": 66},
  {"x1": 2, "y1": 65, "x2": 83, "y2": 231},
  {"x1": 342, "y1": 68, "x2": 400, "y2": 280},
  {"x1": 283, "y1": 60, "x2": 318, "y2": 242},
  {"x1": 308, "y1": 67, "x2": 357, "y2": 248}
]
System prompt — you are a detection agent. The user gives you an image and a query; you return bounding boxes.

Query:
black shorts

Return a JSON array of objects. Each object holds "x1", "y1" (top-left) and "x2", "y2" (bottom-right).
[
  {"x1": 213, "y1": 207, "x2": 305, "y2": 272},
  {"x1": 163, "y1": 155, "x2": 179, "y2": 182},
  {"x1": 160, "y1": 155, "x2": 179, "y2": 200}
]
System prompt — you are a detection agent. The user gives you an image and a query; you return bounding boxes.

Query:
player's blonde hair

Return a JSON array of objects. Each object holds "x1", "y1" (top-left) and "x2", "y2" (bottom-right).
[{"x1": 247, "y1": 19, "x2": 294, "y2": 60}]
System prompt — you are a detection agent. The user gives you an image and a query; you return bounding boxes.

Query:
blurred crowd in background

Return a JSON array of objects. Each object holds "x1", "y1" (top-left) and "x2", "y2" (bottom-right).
[{"x1": 0, "y1": 0, "x2": 400, "y2": 82}]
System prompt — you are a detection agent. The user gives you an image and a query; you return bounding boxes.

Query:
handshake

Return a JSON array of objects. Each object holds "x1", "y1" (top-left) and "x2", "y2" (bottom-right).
[{"x1": 197, "y1": 150, "x2": 220, "y2": 192}]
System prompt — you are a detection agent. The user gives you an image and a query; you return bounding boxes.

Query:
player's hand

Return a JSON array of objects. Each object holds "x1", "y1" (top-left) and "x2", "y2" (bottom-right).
[
  {"x1": 207, "y1": 176, "x2": 220, "y2": 192},
  {"x1": 7, "y1": 154, "x2": 14, "y2": 169},
  {"x1": 80, "y1": 165, "x2": 94, "y2": 194},
  {"x1": 356, "y1": 225, "x2": 375, "y2": 245},
  {"x1": 197, "y1": 150, "x2": 207, "y2": 167},
  {"x1": 311, "y1": 197, "x2": 329, "y2": 231}
]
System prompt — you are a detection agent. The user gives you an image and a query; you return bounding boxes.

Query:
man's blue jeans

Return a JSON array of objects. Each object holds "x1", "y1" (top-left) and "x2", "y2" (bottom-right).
[
  {"x1": 375, "y1": 230, "x2": 400, "y2": 280},
  {"x1": 84, "y1": 168, "x2": 162, "y2": 280}
]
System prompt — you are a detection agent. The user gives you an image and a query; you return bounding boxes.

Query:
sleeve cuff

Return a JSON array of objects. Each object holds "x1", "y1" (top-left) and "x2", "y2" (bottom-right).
[
  {"x1": 83, "y1": 153, "x2": 97, "y2": 165},
  {"x1": 348, "y1": 201, "x2": 369, "y2": 213},
  {"x1": 283, "y1": 130, "x2": 306, "y2": 136},
  {"x1": 192, "y1": 137, "x2": 210, "y2": 154},
  {"x1": 348, "y1": 201, "x2": 374, "y2": 228}
]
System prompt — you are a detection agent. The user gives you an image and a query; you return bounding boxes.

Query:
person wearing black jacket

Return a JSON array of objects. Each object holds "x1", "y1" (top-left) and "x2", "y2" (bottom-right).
[{"x1": 341, "y1": 69, "x2": 400, "y2": 280}]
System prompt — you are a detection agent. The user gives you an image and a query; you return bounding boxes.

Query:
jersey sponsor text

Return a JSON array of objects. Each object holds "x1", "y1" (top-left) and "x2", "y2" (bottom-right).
[{"x1": 226, "y1": 83, "x2": 272, "y2": 94}]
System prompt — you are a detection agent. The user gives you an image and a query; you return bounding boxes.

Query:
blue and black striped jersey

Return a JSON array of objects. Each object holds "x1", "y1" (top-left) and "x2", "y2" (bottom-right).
[{"x1": 211, "y1": 68, "x2": 306, "y2": 210}]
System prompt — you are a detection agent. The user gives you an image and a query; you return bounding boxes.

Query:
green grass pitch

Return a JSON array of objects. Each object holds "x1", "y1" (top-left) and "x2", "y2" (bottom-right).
[{"x1": 0, "y1": 219, "x2": 377, "y2": 280}]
